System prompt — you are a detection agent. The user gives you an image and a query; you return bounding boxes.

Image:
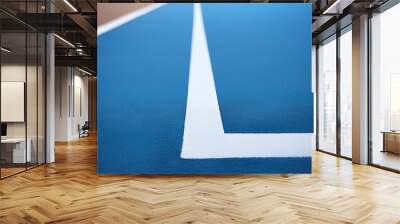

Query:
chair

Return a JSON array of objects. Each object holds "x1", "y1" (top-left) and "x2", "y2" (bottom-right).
[{"x1": 79, "y1": 121, "x2": 90, "y2": 138}]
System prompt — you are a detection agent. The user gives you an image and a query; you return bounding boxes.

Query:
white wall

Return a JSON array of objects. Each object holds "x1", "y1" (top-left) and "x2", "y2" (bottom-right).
[
  {"x1": 1, "y1": 65, "x2": 39, "y2": 138},
  {"x1": 71, "y1": 73, "x2": 89, "y2": 138},
  {"x1": 1, "y1": 66, "x2": 26, "y2": 136},
  {"x1": 55, "y1": 66, "x2": 70, "y2": 141},
  {"x1": 55, "y1": 67, "x2": 89, "y2": 141},
  {"x1": 1, "y1": 64, "x2": 46, "y2": 163}
]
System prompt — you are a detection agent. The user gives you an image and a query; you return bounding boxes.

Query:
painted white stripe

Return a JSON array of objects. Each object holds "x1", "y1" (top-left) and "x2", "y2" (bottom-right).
[
  {"x1": 97, "y1": 3, "x2": 167, "y2": 36},
  {"x1": 181, "y1": 4, "x2": 312, "y2": 159}
]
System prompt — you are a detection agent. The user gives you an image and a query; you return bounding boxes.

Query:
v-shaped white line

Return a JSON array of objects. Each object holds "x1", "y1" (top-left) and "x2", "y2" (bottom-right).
[{"x1": 181, "y1": 4, "x2": 312, "y2": 159}]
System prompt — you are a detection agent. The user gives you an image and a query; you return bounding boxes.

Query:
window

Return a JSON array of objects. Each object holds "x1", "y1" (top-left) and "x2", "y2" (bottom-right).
[
  {"x1": 370, "y1": 3, "x2": 400, "y2": 171},
  {"x1": 0, "y1": 1, "x2": 46, "y2": 179},
  {"x1": 318, "y1": 35, "x2": 337, "y2": 154},
  {"x1": 339, "y1": 27, "x2": 352, "y2": 158}
]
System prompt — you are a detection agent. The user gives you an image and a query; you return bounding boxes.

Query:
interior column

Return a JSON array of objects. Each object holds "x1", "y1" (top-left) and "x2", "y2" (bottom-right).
[{"x1": 352, "y1": 14, "x2": 369, "y2": 164}]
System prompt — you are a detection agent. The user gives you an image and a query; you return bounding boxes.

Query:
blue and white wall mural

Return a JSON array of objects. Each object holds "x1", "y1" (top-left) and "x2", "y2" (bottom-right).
[{"x1": 97, "y1": 3, "x2": 313, "y2": 174}]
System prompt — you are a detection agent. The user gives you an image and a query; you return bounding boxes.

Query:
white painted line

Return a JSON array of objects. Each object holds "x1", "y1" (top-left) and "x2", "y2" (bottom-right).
[{"x1": 181, "y1": 4, "x2": 312, "y2": 159}]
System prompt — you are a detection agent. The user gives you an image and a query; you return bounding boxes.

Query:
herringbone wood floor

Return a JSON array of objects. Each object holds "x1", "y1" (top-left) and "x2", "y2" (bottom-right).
[{"x1": 1, "y1": 135, "x2": 400, "y2": 224}]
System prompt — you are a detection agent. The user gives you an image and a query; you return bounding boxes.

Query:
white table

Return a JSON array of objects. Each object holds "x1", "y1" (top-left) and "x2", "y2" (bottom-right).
[{"x1": 1, "y1": 138, "x2": 31, "y2": 163}]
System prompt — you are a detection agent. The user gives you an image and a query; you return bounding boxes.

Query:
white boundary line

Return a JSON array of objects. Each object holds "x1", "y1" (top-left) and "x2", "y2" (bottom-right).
[
  {"x1": 181, "y1": 4, "x2": 312, "y2": 159},
  {"x1": 98, "y1": 3, "x2": 167, "y2": 36}
]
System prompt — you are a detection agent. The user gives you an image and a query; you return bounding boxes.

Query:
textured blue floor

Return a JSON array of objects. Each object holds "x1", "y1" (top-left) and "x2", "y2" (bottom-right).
[
  {"x1": 202, "y1": 4, "x2": 313, "y2": 133},
  {"x1": 97, "y1": 4, "x2": 312, "y2": 174}
]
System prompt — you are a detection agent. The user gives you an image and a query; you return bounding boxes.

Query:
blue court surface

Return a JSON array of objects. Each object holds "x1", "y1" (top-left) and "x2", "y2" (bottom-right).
[{"x1": 97, "y1": 3, "x2": 313, "y2": 174}]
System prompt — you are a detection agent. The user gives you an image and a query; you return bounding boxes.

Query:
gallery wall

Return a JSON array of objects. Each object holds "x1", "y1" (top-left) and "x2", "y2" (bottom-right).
[
  {"x1": 55, "y1": 67, "x2": 89, "y2": 141},
  {"x1": 97, "y1": 3, "x2": 313, "y2": 174}
]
